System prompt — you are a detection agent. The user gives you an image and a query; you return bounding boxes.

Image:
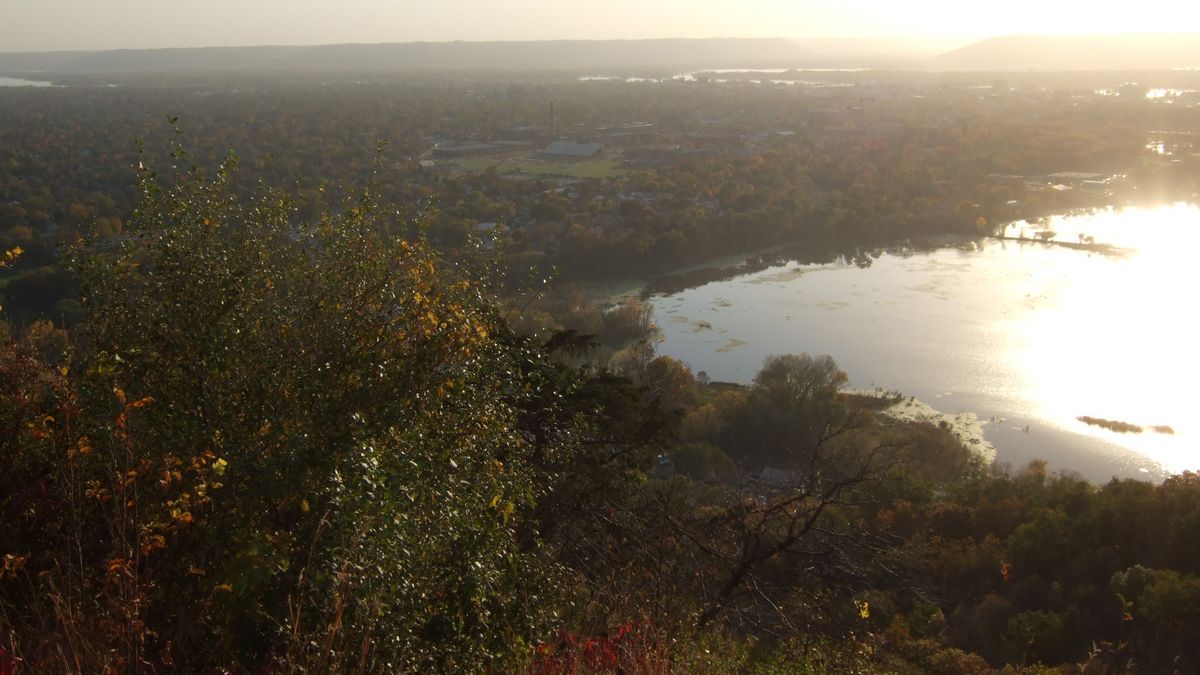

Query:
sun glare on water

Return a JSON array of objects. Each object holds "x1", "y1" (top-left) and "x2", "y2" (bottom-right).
[{"x1": 1013, "y1": 205, "x2": 1199, "y2": 474}]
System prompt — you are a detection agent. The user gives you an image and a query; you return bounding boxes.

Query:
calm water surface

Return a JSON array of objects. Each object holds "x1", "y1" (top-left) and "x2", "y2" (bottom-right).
[
  {"x1": 0, "y1": 76, "x2": 57, "y2": 87},
  {"x1": 649, "y1": 205, "x2": 1200, "y2": 482}
]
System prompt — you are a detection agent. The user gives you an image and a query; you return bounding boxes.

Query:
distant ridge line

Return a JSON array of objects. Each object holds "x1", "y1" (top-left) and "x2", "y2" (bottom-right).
[
  {"x1": 932, "y1": 33, "x2": 1200, "y2": 71},
  {"x1": 0, "y1": 38, "x2": 809, "y2": 74},
  {"x1": 4, "y1": 34, "x2": 1197, "y2": 75}
]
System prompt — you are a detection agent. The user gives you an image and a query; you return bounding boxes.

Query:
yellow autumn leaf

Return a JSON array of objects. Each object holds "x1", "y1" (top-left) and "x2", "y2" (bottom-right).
[{"x1": 1, "y1": 246, "x2": 22, "y2": 267}]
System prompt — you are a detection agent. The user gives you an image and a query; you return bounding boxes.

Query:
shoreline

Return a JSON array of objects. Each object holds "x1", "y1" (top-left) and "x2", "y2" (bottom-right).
[{"x1": 847, "y1": 388, "x2": 998, "y2": 464}]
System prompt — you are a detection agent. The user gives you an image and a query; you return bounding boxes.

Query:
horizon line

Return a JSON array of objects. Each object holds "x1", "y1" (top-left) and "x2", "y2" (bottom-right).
[{"x1": 7, "y1": 32, "x2": 1199, "y2": 56}]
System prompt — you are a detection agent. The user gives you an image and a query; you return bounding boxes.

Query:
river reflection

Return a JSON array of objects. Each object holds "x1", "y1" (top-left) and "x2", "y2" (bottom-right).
[
  {"x1": 0, "y1": 76, "x2": 57, "y2": 87},
  {"x1": 648, "y1": 204, "x2": 1199, "y2": 482}
]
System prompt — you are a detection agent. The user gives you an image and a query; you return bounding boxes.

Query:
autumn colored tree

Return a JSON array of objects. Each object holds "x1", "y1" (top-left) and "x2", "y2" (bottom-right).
[{"x1": 2, "y1": 153, "x2": 560, "y2": 672}]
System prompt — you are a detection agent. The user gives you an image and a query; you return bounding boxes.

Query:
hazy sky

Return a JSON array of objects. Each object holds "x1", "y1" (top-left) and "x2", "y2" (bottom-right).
[{"x1": 2, "y1": 0, "x2": 1198, "y2": 52}]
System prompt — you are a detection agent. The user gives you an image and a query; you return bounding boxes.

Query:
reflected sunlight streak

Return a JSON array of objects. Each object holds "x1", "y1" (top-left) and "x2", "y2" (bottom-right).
[{"x1": 1015, "y1": 205, "x2": 1199, "y2": 473}]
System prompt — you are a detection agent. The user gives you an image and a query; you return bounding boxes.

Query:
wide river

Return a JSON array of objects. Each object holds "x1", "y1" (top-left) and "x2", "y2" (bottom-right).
[{"x1": 648, "y1": 204, "x2": 1199, "y2": 483}]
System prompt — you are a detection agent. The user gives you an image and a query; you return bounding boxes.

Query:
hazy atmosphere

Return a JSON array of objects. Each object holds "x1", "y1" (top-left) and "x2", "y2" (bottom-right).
[
  {"x1": 3, "y1": 0, "x2": 1199, "y2": 51},
  {"x1": 3, "y1": 1, "x2": 1200, "y2": 673}
]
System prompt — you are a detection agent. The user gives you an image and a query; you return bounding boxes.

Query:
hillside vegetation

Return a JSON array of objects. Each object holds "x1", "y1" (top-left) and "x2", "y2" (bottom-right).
[{"x1": 4, "y1": 152, "x2": 1200, "y2": 673}]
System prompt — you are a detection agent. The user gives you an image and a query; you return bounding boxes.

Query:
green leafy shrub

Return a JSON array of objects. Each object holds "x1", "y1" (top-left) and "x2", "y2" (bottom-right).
[{"x1": 2, "y1": 154, "x2": 559, "y2": 672}]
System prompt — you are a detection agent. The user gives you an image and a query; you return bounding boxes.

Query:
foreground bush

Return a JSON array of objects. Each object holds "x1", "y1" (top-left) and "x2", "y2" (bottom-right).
[{"x1": 1, "y1": 157, "x2": 556, "y2": 672}]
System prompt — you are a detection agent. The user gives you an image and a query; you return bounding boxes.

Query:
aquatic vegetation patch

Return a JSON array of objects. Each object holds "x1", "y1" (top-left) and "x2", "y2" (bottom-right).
[{"x1": 1077, "y1": 416, "x2": 1143, "y2": 434}]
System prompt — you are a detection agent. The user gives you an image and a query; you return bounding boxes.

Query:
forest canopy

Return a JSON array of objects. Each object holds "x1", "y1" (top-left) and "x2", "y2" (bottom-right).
[{"x1": 1, "y1": 94, "x2": 1199, "y2": 672}]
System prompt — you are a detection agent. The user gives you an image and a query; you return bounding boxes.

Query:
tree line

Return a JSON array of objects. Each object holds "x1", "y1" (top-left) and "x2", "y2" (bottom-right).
[
  {"x1": 4, "y1": 150, "x2": 1200, "y2": 672},
  {"x1": 5, "y1": 74, "x2": 1196, "y2": 327}
]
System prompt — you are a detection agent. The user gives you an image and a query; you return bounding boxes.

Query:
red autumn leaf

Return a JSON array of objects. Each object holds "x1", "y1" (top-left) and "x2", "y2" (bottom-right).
[{"x1": 0, "y1": 644, "x2": 16, "y2": 675}]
